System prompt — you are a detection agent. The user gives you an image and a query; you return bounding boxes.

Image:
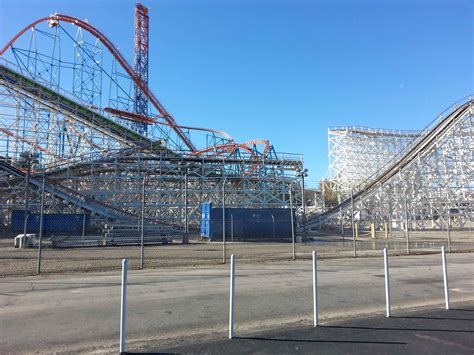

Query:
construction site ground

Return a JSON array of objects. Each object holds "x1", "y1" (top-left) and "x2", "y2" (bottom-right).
[{"x1": 0, "y1": 229, "x2": 473, "y2": 277}]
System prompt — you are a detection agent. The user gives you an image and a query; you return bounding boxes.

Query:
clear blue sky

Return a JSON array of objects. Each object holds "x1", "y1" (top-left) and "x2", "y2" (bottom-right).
[{"x1": 1, "y1": 0, "x2": 472, "y2": 186}]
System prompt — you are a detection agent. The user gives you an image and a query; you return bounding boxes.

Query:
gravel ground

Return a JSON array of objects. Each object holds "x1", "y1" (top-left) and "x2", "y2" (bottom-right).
[{"x1": 1, "y1": 229, "x2": 473, "y2": 277}]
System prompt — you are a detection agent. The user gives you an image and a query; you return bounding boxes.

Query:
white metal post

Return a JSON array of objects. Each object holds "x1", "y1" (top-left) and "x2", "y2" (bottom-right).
[
  {"x1": 229, "y1": 254, "x2": 235, "y2": 339},
  {"x1": 120, "y1": 259, "x2": 128, "y2": 353},
  {"x1": 383, "y1": 248, "x2": 391, "y2": 317},
  {"x1": 312, "y1": 251, "x2": 318, "y2": 327},
  {"x1": 441, "y1": 246, "x2": 450, "y2": 310}
]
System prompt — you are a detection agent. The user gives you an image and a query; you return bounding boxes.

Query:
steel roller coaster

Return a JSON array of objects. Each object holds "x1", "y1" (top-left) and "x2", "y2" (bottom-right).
[
  {"x1": 0, "y1": 6, "x2": 471, "y2": 245},
  {"x1": 0, "y1": 8, "x2": 303, "y2": 241}
]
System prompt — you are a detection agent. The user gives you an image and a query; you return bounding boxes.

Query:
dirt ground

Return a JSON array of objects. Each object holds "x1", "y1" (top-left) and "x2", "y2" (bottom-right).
[{"x1": 1, "y1": 229, "x2": 473, "y2": 277}]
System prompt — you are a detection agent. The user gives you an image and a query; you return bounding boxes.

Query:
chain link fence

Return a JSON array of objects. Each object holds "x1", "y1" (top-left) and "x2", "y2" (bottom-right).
[
  {"x1": 1, "y1": 174, "x2": 473, "y2": 277},
  {"x1": 1, "y1": 201, "x2": 473, "y2": 277}
]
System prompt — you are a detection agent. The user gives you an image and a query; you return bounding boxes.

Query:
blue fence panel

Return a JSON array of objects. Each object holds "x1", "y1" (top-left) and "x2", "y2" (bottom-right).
[
  {"x1": 203, "y1": 207, "x2": 294, "y2": 242},
  {"x1": 11, "y1": 210, "x2": 90, "y2": 234}
]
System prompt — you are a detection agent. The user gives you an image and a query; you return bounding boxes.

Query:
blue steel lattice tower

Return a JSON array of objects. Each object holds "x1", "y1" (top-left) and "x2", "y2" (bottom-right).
[{"x1": 133, "y1": 3, "x2": 149, "y2": 134}]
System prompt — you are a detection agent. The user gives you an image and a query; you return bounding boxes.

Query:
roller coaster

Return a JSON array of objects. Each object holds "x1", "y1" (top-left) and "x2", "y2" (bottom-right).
[
  {"x1": 307, "y1": 97, "x2": 473, "y2": 233},
  {"x1": 0, "y1": 5, "x2": 472, "y2": 245},
  {"x1": 0, "y1": 7, "x2": 303, "y2": 241}
]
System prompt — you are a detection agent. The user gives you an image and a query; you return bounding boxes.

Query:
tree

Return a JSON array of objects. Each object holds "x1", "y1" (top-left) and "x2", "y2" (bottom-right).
[{"x1": 319, "y1": 179, "x2": 338, "y2": 209}]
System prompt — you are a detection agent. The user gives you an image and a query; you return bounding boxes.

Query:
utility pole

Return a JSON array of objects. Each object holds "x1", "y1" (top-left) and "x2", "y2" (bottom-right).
[{"x1": 296, "y1": 167, "x2": 308, "y2": 239}]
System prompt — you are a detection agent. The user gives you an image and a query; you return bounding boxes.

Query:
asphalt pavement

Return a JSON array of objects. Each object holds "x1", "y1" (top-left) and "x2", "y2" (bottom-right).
[
  {"x1": 152, "y1": 304, "x2": 474, "y2": 354},
  {"x1": 0, "y1": 252, "x2": 472, "y2": 353}
]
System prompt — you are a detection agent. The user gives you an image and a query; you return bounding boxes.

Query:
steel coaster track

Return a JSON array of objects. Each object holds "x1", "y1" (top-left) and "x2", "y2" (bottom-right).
[
  {"x1": 0, "y1": 14, "x2": 305, "y2": 171},
  {"x1": 0, "y1": 159, "x2": 135, "y2": 220},
  {"x1": 307, "y1": 98, "x2": 473, "y2": 227},
  {"x1": 0, "y1": 61, "x2": 301, "y2": 174},
  {"x1": 0, "y1": 159, "x2": 184, "y2": 230},
  {"x1": 0, "y1": 14, "x2": 197, "y2": 152},
  {"x1": 0, "y1": 62, "x2": 175, "y2": 157}
]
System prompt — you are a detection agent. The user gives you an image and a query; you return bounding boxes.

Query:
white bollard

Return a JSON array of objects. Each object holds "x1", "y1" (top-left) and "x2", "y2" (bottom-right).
[
  {"x1": 312, "y1": 251, "x2": 318, "y2": 327},
  {"x1": 383, "y1": 248, "x2": 391, "y2": 317},
  {"x1": 120, "y1": 259, "x2": 128, "y2": 353},
  {"x1": 441, "y1": 246, "x2": 450, "y2": 310},
  {"x1": 229, "y1": 254, "x2": 236, "y2": 339}
]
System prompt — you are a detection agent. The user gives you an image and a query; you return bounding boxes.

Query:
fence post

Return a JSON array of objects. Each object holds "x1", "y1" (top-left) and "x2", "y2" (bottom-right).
[
  {"x1": 340, "y1": 207, "x2": 344, "y2": 239},
  {"x1": 82, "y1": 212, "x2": 86, "y2": 247},
  {"x1": 22, "y1": 158, "x2": 31, "y2": 248},
  {"x1": 222, "y1": 179, "x2": 226, "y2": 264},
  {"x1": 351, "y1": 191, "x2": 356, "y2": 257},
  {"x1": 140, "y1": 177, "x2": 145, "y2": 269},
  {"x1": 384, "y1": 222, "x2": 388, "y2": 239},
  {"x1": 383, "y1": 248, "x2": 391, "y2": 317},
  {"x1": 289, "y1": 184, "x2": 296, "y2": 260},
  {"x1": 447, "y1": 211, "x2": 452, "y2": 253},
  {"x1": 120, "y1": 259, "x2": 128, "y2": 353},
  {"x1": 36, "y1": 175, "x2": 45, "y2": 275},
  {"x1": 271, "y1": 214, "x2": 275, "y2": 241},
  {"x1": 441, "y1": 246, "x2": 450, "y2": 310},
  {"x1": 404, "y1": 191, "x2": 410, "y2": 255},
  {"x1": 388, "y1": 215, "x2": 392, "y2": 238},
  {"x1": 312, "y1": 251, "x2": 318, "y2": 327},
  {"x1": 184, "y1": 171, "x2": 188, "y2": 238},
  {"x1": 229, "y1": 254, "x2": 235, "y2": 339}
]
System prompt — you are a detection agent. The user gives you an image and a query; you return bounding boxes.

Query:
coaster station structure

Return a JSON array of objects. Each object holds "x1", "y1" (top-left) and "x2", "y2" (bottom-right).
[
  {"x1": 307, "y1": 97, "x2": 473, "y2": 233},
  {"x1": 0, "y1": 8, "x2": 303, "y2": 239}
]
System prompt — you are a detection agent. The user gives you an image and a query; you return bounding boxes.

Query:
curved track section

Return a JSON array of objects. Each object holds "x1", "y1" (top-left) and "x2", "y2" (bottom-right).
[
  {"x1": 0, "y1": 13, "x2": 276, "y2": 162},
  {"x1": 0, "y1": 14, "x2": 196, "y2": 152}
]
